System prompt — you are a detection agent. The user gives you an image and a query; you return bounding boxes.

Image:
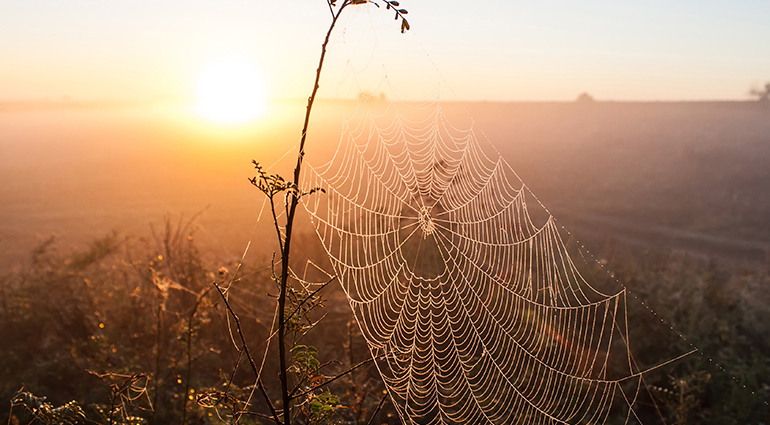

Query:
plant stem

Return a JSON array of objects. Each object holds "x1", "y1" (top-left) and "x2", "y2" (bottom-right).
[
  {"x1": 291, "y1": 354, "x2": 383, "y2": 400},
  {"x1": 182, "y1": 288, "x2": 212, "y2": 425},
  {"x1": 153, "y1": 299, "x2": 163, "y2": 417},
  {"x1": 276, "y1": 2, "x2": 349, "y2": 424},
  {"x1": 214, "y1": 282, "x2": 281, "y2": 425},
  {"x1": 365, "y1": 392, "x2": 389, "y2": 425}
]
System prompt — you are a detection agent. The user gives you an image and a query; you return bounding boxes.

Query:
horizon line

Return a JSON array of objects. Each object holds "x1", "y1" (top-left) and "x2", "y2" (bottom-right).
[{"x1": 0, "y1": 96, "x2": 765, "y2": 112}]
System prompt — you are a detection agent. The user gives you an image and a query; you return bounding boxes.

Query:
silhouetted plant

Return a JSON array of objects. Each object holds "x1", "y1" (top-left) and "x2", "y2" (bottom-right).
[{"x1": 231, "y1": 1, "x2": 410, "y2": 424}]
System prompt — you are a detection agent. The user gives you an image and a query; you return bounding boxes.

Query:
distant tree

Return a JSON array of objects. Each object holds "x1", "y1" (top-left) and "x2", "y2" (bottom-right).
[
  {"x1": 749, "y1": 82, "x2": 770, "y2": 102},
  {"x1": 576, "y1": 92, "x2": 595, "y2": 103}
]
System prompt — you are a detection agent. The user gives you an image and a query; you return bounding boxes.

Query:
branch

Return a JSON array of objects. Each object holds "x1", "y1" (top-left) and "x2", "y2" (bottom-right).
[
  {"x1": 282, "y1": 276, "x2": 337, "y2": 327},
  {"x1": 381, "y1": 0, "x2": 410, "y2": 33},
  {"x1": 236, "y1": 409, "x2": 276, "y2": 421},
  {"x1": 257, "y1": 379, "x2": 281, "y2": 425},
  {"x1": 291, "y1": 354, "x2": 383, "y2": 400},
  {"x1": 213, "y1": 282, "x2": 282, "y2": 425},
  {"x1": 256, "y1": 0, "x2": 409, "y2": 422},
  {"x1": 275, "y1": 2, "x2": 351, "y2": 422},
  {"x1": 219, "y1": 349, "x2": 244, "y2": 407},
  {"x1": 288, "y1": 360, "x2": 342, "y2": 398},
  {"x1": 267, "y1": 194, "x2": 285, "y2": 257},
  {"x1": 365, "y1": 391, "x2": 389, "y2": 425},
  {"x1": 295, "y1": 312, "x2": 329, "y2": 343}
]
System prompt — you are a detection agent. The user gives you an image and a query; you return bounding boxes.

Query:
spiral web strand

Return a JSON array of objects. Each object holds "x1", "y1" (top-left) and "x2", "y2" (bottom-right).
[{"x1": 300, "y1": 93, "x2": 671, "y2": 424}]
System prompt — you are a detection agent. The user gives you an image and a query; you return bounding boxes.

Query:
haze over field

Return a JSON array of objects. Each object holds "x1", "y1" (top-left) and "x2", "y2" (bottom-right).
[
  {"x1": 3, "y1": 1, "x2": 769, "y2": 257},
  {"x1": 1, "y1": 99, "x2": 768, "y2": 269}
]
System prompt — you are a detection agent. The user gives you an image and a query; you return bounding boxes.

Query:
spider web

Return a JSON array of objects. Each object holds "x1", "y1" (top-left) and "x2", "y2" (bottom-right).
[{"x1": 300, "y1": 92, "x2": 677, "y2": 424}]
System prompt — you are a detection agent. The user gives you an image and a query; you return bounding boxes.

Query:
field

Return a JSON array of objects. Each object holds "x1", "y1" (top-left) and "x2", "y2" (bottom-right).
[
  {"x1": 1, "y1": 99, "x2": 769, "y2": 424},
  {"x1": 2, "y1": 100, "x2": 769, "y2": 267}
]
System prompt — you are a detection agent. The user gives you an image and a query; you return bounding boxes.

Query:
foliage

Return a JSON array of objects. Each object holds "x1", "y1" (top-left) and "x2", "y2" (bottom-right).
[{"x1": 305, "y1": 392, "x2": 341, "y2": 425}]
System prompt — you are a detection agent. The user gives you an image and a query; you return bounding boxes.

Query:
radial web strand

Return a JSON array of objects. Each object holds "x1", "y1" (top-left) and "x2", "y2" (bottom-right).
[{"x1": 301, "y1": 95, "x2": 671, "y2": 425}]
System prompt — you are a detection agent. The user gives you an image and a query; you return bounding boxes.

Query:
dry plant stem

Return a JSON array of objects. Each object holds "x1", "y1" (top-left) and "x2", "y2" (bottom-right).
[
  {"x1": 152, "y1": 298, "x2": 163, "y2": 415},
  {"x1": 238, "y1": 409, "x2": 276, "y2": 422},
  {"x1": 276, "y1": 2, "x2": 349, "y2": 423},
  {"x1": 221, "y1": 349, "x2": 244, "y2": 405},
  {"x1": 293, "y1": 312, "x2": 329, "y2": 345},
  {"x1": 213, "y1": 282, "x2": 281, "y2": 425},
  {"x1": 288, "y1": 360, "x2": 342, "y2": 397},
  {"x1": 182, "y1": 288, "x2": 214, "y2": 425},
  {"x1": 108, "y1": 391, "x2": 116, "y2": 425},
  {"x1": 257, "y1": 380, "x2": 281, "y2": 425},
  {"x1": 281, "y1": 276, "x2": 336, "y2": 327},
  {"x1": 365, "y1": 392, "x2": 389, "y2": 425},
  {"x1": 291, "y1": 354, "x2": 383, "y2": 400}
]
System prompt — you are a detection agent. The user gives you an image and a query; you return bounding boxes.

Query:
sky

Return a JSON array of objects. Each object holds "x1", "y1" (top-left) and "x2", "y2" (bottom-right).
[{"x1": 1, "y1": 0, "x2": 769, "y2": 102}]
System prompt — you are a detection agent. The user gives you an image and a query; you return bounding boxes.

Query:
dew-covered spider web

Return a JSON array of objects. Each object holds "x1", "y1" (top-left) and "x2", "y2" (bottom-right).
[
  {"x1": 275, "y1": 9, "x2": 697, "y2": 423},
  {"x1": 298, "y1": 88, "x2": 691, "y2": 424}
]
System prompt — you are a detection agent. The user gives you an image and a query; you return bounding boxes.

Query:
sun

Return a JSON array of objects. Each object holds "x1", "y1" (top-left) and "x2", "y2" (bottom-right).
[{"x1": 194, "y1": 59, "x2": 267, "y2": 124}]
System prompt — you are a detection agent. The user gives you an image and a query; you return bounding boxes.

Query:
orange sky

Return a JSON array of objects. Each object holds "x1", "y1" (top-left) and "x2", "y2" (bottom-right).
[{"x1": 1, "y1": 0, "x2": 769, "y2": 102}]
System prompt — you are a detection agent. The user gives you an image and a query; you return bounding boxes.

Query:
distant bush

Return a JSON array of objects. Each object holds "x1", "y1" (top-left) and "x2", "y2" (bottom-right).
[{"x1": 576, "y1": 92, "x2": 595, "y2": 103}]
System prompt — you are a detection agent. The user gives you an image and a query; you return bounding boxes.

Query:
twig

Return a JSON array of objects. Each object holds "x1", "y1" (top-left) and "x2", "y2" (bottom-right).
[
  {"x1": 257, "y1": 379, "x2": 281, "y2": 425},
  {"x1": 365, "y1": 391, "x2": 389, "y2": 425},
  {"x1": 276, "y1": 2, "x2": 351, "y2": 422},
  {"x1": 289, "y1": 360, "x2": 343, "y2": 397},
  {"x1": 213, "y1": 282, "x2": 282, "y2": 425},
  {"x1": 220, "y1": 349, "x2": 244, "y2": 405},
  {"x1": 183, "y1": 287, "x2": 214, "y2": 425},
  {"x1": 282, "y1": 276, "x2": 336, "y2": 327},
  {"x1": 236, "y1": 409, "x2": 277, "y2": 421},
  {"x1": 295, "y1": 312, "x2": 329, "y2": 343},
  {"x1": 292, "y1": 354, "x2": 383, "y2": 400}
]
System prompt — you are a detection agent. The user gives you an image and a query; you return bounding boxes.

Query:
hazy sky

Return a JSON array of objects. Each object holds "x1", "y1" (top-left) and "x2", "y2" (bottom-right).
[{"x1": 1, "y1": 0, "x2": 769, "y2": 101}]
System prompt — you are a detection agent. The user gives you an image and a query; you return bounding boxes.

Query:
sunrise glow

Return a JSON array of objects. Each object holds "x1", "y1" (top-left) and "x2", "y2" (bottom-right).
[{"x1": 194, "y1": 59, "x2": 266, "y2": 124}]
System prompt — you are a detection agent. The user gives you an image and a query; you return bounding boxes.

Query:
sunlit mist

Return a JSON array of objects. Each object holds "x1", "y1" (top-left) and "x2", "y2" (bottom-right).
[{"x1": 194, "y1": 59, "x2": 266, "y2": 124}]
